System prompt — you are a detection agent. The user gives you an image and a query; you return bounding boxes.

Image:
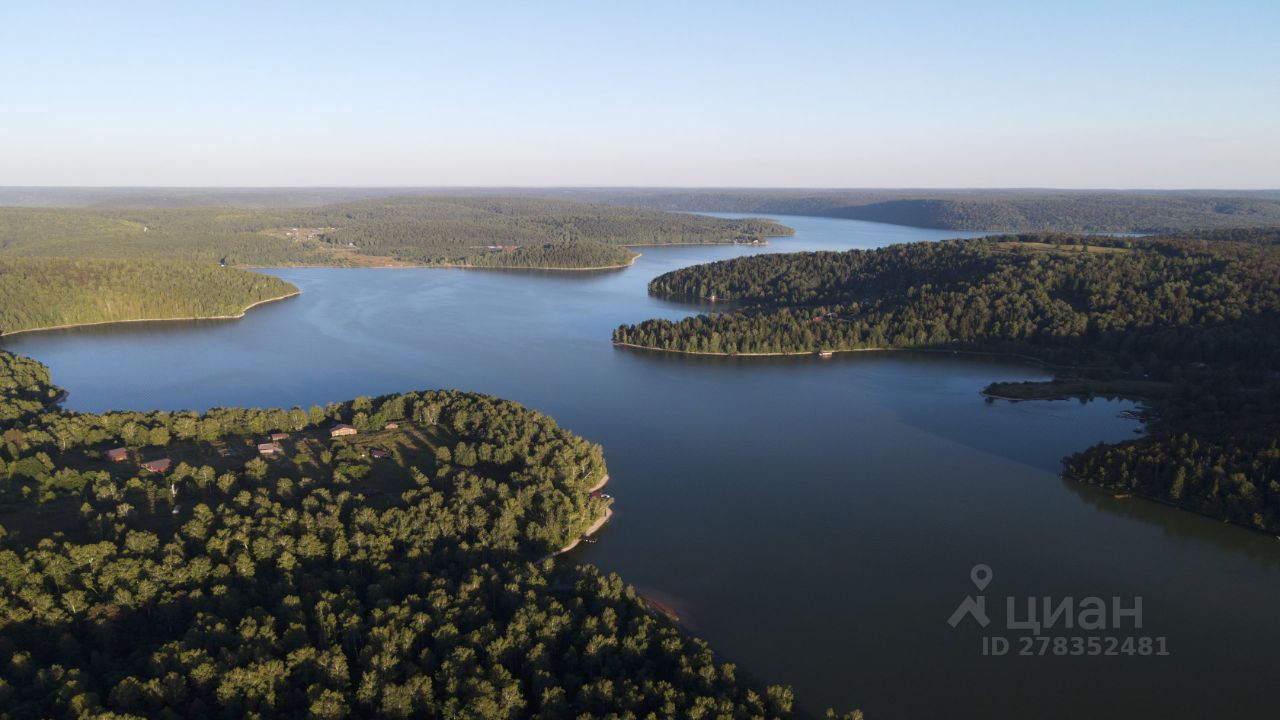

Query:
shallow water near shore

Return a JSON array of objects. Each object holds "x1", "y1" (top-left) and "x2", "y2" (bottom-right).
[{"x1": 5, "y1": 214, "x2": 1278, "y2": 719}]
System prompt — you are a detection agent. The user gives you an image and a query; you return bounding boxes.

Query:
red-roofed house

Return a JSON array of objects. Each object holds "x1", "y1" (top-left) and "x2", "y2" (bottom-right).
[{"x1": 141, "y1": 458, "x2": 172, "y2": 473}]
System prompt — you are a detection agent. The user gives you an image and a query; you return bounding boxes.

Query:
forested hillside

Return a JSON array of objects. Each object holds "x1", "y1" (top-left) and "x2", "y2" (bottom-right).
[
  {"x1": 0, "y1": 350, "x2": 835, "y2": 719},
  {"x1": 0, "y1": 197, "x2": 793, "y2": 270},
  {"x1": 614, "y1": 230, "x2": 1280, "y2": 532},
  {"x1": 0, "y1": 258, "x2": 298, "y2": 335},
  {"x1": 561, "y1": 189, "x2": 1280, "y2": 233}
]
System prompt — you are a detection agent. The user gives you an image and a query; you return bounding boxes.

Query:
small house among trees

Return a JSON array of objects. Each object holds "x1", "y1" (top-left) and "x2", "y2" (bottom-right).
[
  {"x1": 141, "y1": 458, "x2": 172, "y2": 473},
  {"x1": 269, "y1": 432, "x2": 289, "y2": 441},
  {"x1": 105, "y1": 447, "x2": 128, "y2": 462},
  {"x1": 329, "y1": 423, "x2": 357, "y2": 438},
  {"x1": 258, "y1": 442, "x2": 279, "y2": 456}
]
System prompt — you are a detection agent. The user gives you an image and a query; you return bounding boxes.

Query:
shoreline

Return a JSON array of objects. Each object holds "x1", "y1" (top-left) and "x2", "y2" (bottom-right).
[
  {"x1": 612, "y1": 341, "x2": 896, "y2": 358},
  {"x1": 549, "y1": 473, "x2": 613, "y2": 557},
  {"x1": 552, "y1": 507, "x2": 614, "y2": 557},
  {"x1": 0, "y1": 290, "x2": 301, "y2": 338},
  {"x1": 612, "y1": 341, "x2": 1080, "y2": 369},
  {"x1": 430, "y1": 253, "x2": 642, "y2": 271},
  {"x1": 623, "y1": 239, "x2": 781, "y2": 248},
  {"x1": 241, "y1": 252, "x2": 644, "y2": 273},
  {"x1": 1062, "y1": 473, "x2": 1279, "y2": 538}
]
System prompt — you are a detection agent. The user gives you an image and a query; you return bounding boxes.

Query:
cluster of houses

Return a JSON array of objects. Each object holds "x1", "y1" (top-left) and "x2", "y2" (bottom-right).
[
  {"x1": 258, "y1": 432, "x2": 290, "y2": 456},
  {"x1": 329, "y1": 422, "x2": 395, "y2": 459},
  {"x1": 102, "y1": 419, "x2": 403, "y2": 473},
  {"x1": 105, "y1": 447, "x2": 172, "y2": 473}
]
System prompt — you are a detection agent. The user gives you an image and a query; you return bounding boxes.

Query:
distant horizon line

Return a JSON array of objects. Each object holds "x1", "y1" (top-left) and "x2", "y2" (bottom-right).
[{"x1": 2, "y1": 185, "x2": 1278, "y2": 192}]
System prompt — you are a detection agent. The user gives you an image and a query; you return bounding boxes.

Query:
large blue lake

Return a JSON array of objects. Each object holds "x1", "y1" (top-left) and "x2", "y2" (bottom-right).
[{"x1": 5, "y1": 214, "x2": 1277, "y2": 719}]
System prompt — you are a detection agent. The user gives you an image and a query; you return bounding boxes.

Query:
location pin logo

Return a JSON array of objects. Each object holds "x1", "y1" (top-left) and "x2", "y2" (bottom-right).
[
  {"x1": 970, "y1": 563, "x2": 993, "y2": 591},
  {"x1": 948, "y1": 563, "x2": 993, "y2": 627}
]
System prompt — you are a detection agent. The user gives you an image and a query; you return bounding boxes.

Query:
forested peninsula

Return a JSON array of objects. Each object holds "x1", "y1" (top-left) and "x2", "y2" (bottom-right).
[
  {"x1": 0, "y1": 349, "x2": 856, "y2": 719},
  {"x1": 614, "y1": 229, "x2": 1280, "y2": 532},
  {"x1": 0, "y1": 258, "x2": 299, "y2": 336},
  {"x1": 0, "y1": 196, "x2": 793, "y2": 271}
]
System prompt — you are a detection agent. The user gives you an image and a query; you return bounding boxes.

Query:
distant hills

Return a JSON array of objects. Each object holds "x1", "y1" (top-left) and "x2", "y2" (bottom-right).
[
  {"x1": 0, "y1": 196, "x2": 791, "y2": 270},
  {"x1": 552, "y1": 188, "x2": 1280, "y2": 233},
  {"x1": 4, "y1": 187, "x2": 1279, "y2": 233}
]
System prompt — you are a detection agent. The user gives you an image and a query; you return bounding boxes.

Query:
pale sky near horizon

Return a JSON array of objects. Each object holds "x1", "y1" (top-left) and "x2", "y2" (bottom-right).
[{"x1": 3, "y1": 1, "x2": 1277, "y2": 188}]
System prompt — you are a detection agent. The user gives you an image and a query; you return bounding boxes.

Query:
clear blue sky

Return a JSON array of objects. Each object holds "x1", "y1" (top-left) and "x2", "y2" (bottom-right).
[{"x1": 3, "y1": 0, "x2": 1276, "y2": 187}]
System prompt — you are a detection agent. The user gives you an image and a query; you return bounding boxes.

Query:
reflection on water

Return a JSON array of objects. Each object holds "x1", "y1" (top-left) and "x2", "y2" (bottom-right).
[
  {"x1": 1064, "y1": 478, "x2": 1280, "y2": 567},
  {"x1": 4, "y1": 214, "x2": 1277, "y2": 719}
]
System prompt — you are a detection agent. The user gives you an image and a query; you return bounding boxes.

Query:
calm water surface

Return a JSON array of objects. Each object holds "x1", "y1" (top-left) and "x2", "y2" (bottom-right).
[{"x1": 5, "y1": 215, "x2": 1278, "y2": 719}]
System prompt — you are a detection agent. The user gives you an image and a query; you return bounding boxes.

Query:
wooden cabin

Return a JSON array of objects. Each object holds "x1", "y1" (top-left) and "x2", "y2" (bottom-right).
[
  {"x1": 383, "y1": 421, "x2": 400, "y2": 430},
  {"x1": 105, "y1": 447, "x2": 129, "y2": 462},
  {"x1": 370, "y1": 448, "x2": 391, "y2": 459},
  {"x1": 258, "y1": 442, "x2": 279, "y2": 456},
  {"x1": 329, "y1": 423, "x2": 358, "y2": 438},
  {"x1": 269, "y1": 432, "x2": 289, "y2": 441},
  {"x1": 141, "y1": 458, "x2": 172, "y2": 473}
]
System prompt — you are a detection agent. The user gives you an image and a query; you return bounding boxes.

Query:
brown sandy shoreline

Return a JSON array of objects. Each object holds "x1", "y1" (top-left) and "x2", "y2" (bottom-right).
[{"x1": 550, "y1": 473, "x2": 613, "y2": 557}]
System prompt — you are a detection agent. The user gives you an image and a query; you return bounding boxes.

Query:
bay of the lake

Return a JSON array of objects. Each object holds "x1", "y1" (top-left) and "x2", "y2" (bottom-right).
[{"x1": 6, "y1": 214, "x2": 1277, "y2": 719}]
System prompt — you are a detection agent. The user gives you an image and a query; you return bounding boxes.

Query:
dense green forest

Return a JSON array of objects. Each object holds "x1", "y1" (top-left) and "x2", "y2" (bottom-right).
[
  {"x1": 0, "y1": 197, "x2": 793, "y2": 270},
  {"x1": 558, "y1": 189, "x2": 1280, "y2": 233},
  {"x1": 0, "y1": 351, "x2": 60, "y2": 424},
  {"x1": 0, "y1": 258, "x2": 298, "y2": 335},
  {"x1": 0, "y1": 350, "x2": 854, "y2": 719},
  {"x1": 614, "y1": 230, "x2": 1280, "y2": 532}
]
